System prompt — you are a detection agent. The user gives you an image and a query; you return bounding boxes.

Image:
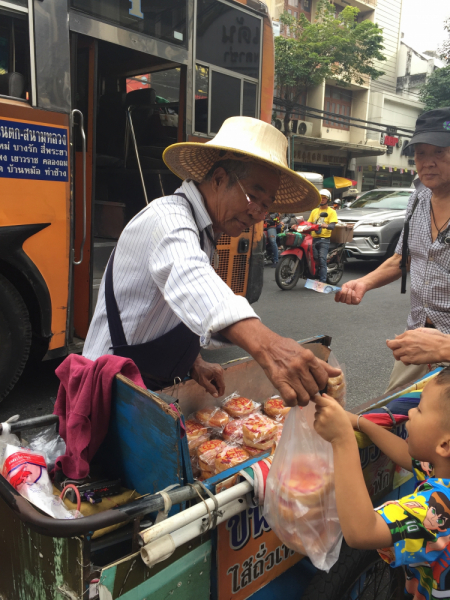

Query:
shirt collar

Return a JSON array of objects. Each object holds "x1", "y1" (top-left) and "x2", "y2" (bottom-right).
[{"x1": 180, "y1": 180, "x2": 213, "y2": 233}]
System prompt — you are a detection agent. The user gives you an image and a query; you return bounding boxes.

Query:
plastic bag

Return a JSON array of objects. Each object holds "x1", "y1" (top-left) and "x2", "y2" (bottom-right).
[
  {"x1": 1, "y1": 444, "x2": 79, "y2": 519},
  {"x1": 242, "y1": 413, "x2": 277, "y2": 450},
  {"x1": 28, "y1": 425, "x2": 66, "y2": 472},
  {"x1": 221, "y1": 392, "x2": 260, "y2": 418},
  {"x1": 214, "y1": 444, "x2": 251, "y2": 474},
  {"x1": 264, "y1": 403, "x2": 343, "y2": 571},
  {"x1": 185, "y1": 419, "x2": 210, "y2": 456},
  {"x1": 263, "y1": 395, "x2": 291, "y2": 422},
  {"x1": 196, "y1": 438, "x2": 226, "y2": 477},
  {"x1": 327, "y1": 352, "x2": 346, "y2": 408},
  {"x1": 193, "y1": 407, "x2": 230, "y2": 429}
]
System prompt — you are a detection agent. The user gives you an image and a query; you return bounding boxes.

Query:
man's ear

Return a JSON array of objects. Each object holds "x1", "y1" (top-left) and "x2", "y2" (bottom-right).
[
  {"x1": 211, "y1": 167, "x2": 228, "y2": 192},
  {"x1": 436, "y1": 436, "x2": 450, "y2": 459}
]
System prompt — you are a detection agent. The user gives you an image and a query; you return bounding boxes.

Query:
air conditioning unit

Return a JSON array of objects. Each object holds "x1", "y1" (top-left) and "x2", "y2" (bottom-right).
[{"x1": 292, "y1": 120, "x2": 313, "y2": 135}]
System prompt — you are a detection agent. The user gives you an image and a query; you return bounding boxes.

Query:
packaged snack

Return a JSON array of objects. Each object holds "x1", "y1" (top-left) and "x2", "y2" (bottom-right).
[
  {"x1": 215, "y1": 445, "x2": 250, "y2": 473},
  {"x1": 185, "y1": 419, "x2": 210, "y2": 455},
  {"x1": 242, "y1": 444, "x2": 266, "y2": 458},
  {"x1": 264, "y1": 396, "x2": 291, "y2": 420},
  {"x1": 222, "y1": 392, "x2": 259, "y2": 418},
  {"x1": 222, "y1": 418, "x2": 246, "y2": 443},
  {"x1": 195, "y1": 407, "x2": 229, "y2": 428},
  {"x1": 242, "y1": 413, "x2": 277, "y2": 449},
  {"x1": 197, "y1": 439, "x2": 226, "y2": 472}
]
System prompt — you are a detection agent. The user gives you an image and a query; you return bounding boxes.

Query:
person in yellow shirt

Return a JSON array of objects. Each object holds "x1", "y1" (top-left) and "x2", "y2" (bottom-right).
[{"x1": 308, "y1": 189, "x2": 338, "y2": 282}]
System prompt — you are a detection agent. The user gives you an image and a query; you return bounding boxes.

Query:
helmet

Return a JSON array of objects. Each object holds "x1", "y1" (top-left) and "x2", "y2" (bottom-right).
[{"x1": 319, "y1": 189, "x2": 331, "y2": 200}]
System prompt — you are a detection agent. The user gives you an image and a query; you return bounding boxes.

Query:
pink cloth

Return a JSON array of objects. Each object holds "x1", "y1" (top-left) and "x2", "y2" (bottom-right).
[{"x1": 53, "y1": 354, "x2": 145, "y2": 479}]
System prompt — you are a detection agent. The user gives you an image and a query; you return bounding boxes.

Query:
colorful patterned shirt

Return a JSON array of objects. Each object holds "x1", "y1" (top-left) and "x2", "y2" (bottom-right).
[{"x1": 376, "y1": 461, "x2": 450, "y2": 600}]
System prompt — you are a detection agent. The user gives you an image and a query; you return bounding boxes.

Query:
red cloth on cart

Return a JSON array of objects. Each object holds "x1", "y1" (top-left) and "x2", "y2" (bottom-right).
[
  {"x1": 53, "y1": 354, "x2": 145, "y2": 479},
  {"x1": 362, "y1": 413, "x2": 408, "y2": 428}
]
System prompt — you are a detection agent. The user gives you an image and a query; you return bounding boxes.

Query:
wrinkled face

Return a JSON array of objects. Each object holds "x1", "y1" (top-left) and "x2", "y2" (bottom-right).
[
  {"x1": 204, "y1": 164, "x2": 280, "y2": 237},
  {"x1": 414, "y1": 143, "x2": 450, "y2": 190},
  {"x1": 406, "y1": 380, "x2": 445, "y2": 462}
]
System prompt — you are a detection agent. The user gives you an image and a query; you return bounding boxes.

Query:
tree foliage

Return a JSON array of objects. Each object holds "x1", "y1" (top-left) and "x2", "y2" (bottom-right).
[
  {"x1": 275, "y1": 0, "x2": 386, "y2": 131},
  {"x1": 419, "y1": 64, "x2": 450, "y2": 112},
  {"x1": 438, "y1": 18, "x2": 450, "y2": 64}
]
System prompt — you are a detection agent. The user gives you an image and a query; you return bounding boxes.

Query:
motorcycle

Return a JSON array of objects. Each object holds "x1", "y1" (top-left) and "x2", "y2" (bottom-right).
[
  {"x1": 275, "y1": 216, "x2": 346, "y2": 291},
  {"x1": 264, "y1": 214, "x2": 298, "y2": 266}
]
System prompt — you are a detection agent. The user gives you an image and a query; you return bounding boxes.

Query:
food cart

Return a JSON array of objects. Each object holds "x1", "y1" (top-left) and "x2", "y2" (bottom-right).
[{"x1": 0, "y1": 335, "x2": 436, "y2": 600}]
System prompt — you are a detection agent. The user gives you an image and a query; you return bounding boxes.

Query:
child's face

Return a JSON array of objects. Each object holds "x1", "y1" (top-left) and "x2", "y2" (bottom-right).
[{"x1": 406, "y1": 380, "x2": 446, "y2": 461}]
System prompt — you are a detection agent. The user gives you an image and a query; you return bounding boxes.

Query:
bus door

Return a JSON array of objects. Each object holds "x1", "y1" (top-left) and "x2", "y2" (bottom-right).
[
  {"x1": 71, "y1": 35, "x2": 96, "y2": 340},
  {"x1": 71, "y1": 33, "x2": 184, "y2": 339}
]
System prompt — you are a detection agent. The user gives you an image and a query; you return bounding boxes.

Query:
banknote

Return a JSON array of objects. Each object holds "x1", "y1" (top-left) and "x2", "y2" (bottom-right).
[{"x1": 304, "y1": 279, "x2": 341, "y2": 294}]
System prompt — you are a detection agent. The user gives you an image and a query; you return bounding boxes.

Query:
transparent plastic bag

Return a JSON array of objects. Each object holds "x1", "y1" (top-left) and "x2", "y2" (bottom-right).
[
  {"x1": 326, "y1": 352, "x2": 346, "y2": 408},
  {"x1": 28, "y1": 425, "x2": 66, "y2": 472},
  {"x1": 264, "y1": 403, "x2": 343, "y2": 571},
  {"x1": 263, "y1": 395, "x2": 291, "y2": 422}
]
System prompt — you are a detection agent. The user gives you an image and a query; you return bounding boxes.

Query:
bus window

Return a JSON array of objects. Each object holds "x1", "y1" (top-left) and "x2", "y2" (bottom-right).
[
  {"x1": 0, "y1": 10, "x2": 30, "y2": 100},
  {"x1": 194, "y1": 64, "x2": 208, "y2": 135},
  {"x1": 210, "y1": 71, "x2": 240, "y2": 134},
  {"x1": 243, "y1": 81, "x2": 257, "y2": 118},
  {"x1": 71, "y1": 0, "x2": 187, "y2": 47}
]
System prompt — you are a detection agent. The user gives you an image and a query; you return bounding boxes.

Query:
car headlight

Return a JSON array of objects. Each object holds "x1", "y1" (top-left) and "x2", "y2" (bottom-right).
[{"x1": 354, "y1": 219, "x2": 392, "y2": 229}]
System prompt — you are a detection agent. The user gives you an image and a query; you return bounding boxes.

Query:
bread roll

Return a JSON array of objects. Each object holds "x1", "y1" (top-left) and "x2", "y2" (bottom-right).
[
  {"x1": 222, "y1": 419, "x2": 245, "y2": 443},
  {"x1": 215, "y1": 446, "x2": 250, "y2": 473},
  {"x1": 279, "y1": 457, "x2": 332, "y2": 508},
  {"x1": 222, "y1": 396, "x2": 256, "y2": 418},
  {"x1": 327, "y1": 374, "x2": 343, "y2": 387},
  {"x1": 197, "y1": 439, "x2": 226, "y2": 470},
  {"x1": 242, "y1": 414, "x2": 277, "y2": 448},
  {"x1": 242, "y1": 444, "x2": 265, "y2": 458},
  {"x1": 195, "y1": 407, "x2": 229, "y2": 428},
  {"x1": 264, "y1": 397, "x2": 291, "y2": 419},
  {"x1": 185, "y1": 419, "x2": 210, "y2": 455}
]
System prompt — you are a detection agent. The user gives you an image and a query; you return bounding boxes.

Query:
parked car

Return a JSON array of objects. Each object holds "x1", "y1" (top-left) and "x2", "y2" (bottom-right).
[{"x1": 337, "y1": 188, "x2": 413, "y2": 260}]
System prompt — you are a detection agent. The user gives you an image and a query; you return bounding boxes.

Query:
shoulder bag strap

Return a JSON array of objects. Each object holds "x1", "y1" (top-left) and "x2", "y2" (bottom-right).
[{"x1": 400, "y1": 195, "x2": 420, "y2": 294}]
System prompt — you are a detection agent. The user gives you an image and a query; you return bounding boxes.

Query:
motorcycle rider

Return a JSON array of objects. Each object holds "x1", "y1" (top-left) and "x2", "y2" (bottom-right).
[
  {"x1": 307, "y1": 190, "x2": 338, "y2": 283},
  {"x1": 265, "y1": 212, "x2": 281, "y2": 267}
]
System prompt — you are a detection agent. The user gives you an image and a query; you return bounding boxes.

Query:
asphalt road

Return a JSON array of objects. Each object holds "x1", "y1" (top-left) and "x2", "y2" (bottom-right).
[{"x1": 0, "y1": 258, "x2": 411, "y2": 423}]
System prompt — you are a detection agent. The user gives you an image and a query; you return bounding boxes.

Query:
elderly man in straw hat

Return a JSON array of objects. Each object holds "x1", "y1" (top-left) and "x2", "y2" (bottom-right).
[{"x1": 83, "y1": 117, "x2": 340, "y2": 405}]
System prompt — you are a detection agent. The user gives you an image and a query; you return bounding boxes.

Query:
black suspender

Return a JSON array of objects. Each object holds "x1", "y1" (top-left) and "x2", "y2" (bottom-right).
[{"x1": 400, "y1": 195, "x2": 420, "y2": 294}]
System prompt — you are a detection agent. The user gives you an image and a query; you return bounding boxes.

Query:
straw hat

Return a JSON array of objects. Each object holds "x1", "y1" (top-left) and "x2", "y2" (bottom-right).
[{"x1": 163, "y1": 117, "x2": 320, "y2": 213}]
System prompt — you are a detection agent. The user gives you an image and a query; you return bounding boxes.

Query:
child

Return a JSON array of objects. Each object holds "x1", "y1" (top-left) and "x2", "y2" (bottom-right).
[{"x1": 314, "y1": 367, "x2": 450, "y2": 600}]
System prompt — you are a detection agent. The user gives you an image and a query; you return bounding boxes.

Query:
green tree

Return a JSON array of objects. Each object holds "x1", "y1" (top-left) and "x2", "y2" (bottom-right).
[
  {"x1": 419, "y1": 65, "x2": 450, "y2": 112},
  {"x1": 275, "y1": 0, "x2": 386, "y2": 132},
  {"x1": 438, "y1": 18, "x2": 450, "y2": 64}
]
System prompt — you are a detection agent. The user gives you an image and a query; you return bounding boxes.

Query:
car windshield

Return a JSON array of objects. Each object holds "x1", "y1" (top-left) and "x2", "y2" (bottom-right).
[{"x1": 350, "y1": 190, "x2": 412, "y2": 210}]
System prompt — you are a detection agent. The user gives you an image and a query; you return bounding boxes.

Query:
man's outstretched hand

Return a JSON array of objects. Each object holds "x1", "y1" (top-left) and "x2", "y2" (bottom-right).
[
  {"x1": 334, "y1": 279, "x2": 368, "y2": 305},
  {"x1": 386, "y1": 328, "x2": 450, "y2": 365},
  {"x1": 191, "y1": 355, "x2": 226, "y2": 398}
]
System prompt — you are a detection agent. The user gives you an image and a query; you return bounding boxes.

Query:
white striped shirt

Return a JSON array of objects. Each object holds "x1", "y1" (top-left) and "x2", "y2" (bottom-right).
[{"x1": 83, "y1": 180, "x2": 258, "y2": 359}]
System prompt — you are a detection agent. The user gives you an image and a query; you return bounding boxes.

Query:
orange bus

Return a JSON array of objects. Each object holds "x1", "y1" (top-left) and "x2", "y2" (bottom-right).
[{"x1": 0, "y1": 0, "x2": 274, "y2": 400}]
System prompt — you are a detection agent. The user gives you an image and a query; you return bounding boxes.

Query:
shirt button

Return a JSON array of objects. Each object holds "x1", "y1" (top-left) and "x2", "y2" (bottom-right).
[
  {"x1": 424, "y1": 304, "x2": 428, "y2": 308},
  {"x1": 429, "y1": 258, "x2": 434, "y2": 262},
  {"x1": 425, "y1": 281, "x2": 429, "y2": 285}
]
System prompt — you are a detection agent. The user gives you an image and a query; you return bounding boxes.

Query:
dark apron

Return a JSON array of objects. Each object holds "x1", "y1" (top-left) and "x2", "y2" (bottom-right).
[{"x1": 104, "y1": 193, "x2": 203, "y2": 390}]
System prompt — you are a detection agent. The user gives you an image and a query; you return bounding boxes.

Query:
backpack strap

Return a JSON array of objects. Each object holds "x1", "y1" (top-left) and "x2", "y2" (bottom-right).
[{"x1": 400, "y1": 194, "x2": 420, "y2": 294}]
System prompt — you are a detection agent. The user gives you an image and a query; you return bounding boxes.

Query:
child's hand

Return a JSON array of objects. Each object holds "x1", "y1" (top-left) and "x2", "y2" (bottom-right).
[{"x1": 313, "y1": 393, "x2": 355, "y2": 445}]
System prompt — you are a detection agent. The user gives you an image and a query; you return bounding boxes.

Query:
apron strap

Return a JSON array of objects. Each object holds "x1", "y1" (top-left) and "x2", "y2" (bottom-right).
[{"x1": 105, "y1": 192, "x2": 206, "y2": 348}]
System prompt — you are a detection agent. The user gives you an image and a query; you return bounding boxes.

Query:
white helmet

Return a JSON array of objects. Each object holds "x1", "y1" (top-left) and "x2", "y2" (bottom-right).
[{"x1": 319, "y1": 189, "x2": 332, "y2": 200}]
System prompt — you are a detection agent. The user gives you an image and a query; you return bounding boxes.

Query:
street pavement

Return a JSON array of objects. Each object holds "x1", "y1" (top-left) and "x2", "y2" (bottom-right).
[{"x1": 0, "y1": 258, "x2": 411, "y2": 423}]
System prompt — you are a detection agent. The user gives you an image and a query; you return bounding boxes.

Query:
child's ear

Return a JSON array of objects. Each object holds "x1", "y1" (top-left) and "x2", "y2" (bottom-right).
[{"x1": 436, "y1": 437, "x2": 450, "y2": 459}]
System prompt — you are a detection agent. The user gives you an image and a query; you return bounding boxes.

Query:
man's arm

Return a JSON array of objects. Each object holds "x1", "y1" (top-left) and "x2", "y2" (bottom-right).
[
  {"x1": 334, "y1": 253, "x2": 404, "y2": 305},
  {"x1": 314, "y1": 395, "x2": 393, "y2": 549},
  {"x1": 347, "y1": 412, "x2": 412, "y2": 471},
  {"x1": 387, "y1": 328, "x2": 450, "y2": 365},
  {"x1": 221, "y1": 319, "x2": 341, "y2": 406}
]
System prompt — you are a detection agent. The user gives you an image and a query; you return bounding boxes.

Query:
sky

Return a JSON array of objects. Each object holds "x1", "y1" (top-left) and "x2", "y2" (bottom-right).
[{"x1": 401, "y1": 0, "x2": 449, "y2": 55}]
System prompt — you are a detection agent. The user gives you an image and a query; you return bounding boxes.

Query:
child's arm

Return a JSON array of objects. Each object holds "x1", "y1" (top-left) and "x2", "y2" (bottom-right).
[
  {"x1": 347, "y1": 412, "x2": 412, "y2": 472},
  {"x1": 314, "y1": 394, "x2": 394, "y2": 550}
]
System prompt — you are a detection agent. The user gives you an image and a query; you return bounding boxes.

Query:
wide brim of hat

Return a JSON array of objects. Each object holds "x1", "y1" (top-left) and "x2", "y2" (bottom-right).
[
  {"x1": 163, "y1": 142, "x2": 320, "y2": 213},
  {"x1": 404, "y1": 131, "x2": 450, "y2": 149}
]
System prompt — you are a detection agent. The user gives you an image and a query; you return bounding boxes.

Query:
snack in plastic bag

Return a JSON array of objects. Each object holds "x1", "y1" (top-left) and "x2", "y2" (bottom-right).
[
  {"x1": 1, "y1": 445, "x2": 78, "y2": 519},
  {"x1": 185, "y1": 419, "x2": 210, "y2": 455},
  {"x1": 242, "y1": 413, "x2": 277, "y2": 450},
  {"x1": 222, "y1": 418, "x2": 246, "y2": 443},
  {"x1": 242, "y1": 444, "x2": 265, "y2": 458},
  {"x1": 195, "y1": 407, "x2": 229, "y2": 428},
  {"x1": 264, "y1": 404, "x2": 343, "y2": 571},
  {"x1": 222, "y1": 392, "x2": 259, "y2": 418},
  {"x1": 264, "y1": 396, "x2": 291, "y2": 421},
  {"x1": 215, "y1": 445, "x2": 250, "y2": 473},
  {"x1": 326, "y1": 352, "x2": 346, "y2": 407},
  {"x1": 197, "y1": 438, "x2": 226, "y2": 476}
]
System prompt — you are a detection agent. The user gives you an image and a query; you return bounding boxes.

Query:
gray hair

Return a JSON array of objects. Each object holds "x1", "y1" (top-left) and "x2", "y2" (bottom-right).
[{"x1": 203, "y1": 159, "x2": 252, "y2": 188}]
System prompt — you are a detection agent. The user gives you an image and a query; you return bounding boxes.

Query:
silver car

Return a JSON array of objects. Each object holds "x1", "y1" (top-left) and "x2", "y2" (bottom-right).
[{"x1": 338, "y1": 188, "x2": 413, "y2": 260}]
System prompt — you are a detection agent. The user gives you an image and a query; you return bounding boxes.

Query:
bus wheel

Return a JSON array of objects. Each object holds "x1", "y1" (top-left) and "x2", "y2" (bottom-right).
[
  {"x1": 0, "y1": 274, "x2": 32, "y2": 401},
  {"x1": 301, "y1": 543, "x2": 401, "y2": 600}
]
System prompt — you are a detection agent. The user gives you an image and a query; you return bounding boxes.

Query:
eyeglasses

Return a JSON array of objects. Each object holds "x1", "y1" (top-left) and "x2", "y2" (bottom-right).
[{"x1": 235, "y1": 179, "x2": 268, "y2": 218}]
